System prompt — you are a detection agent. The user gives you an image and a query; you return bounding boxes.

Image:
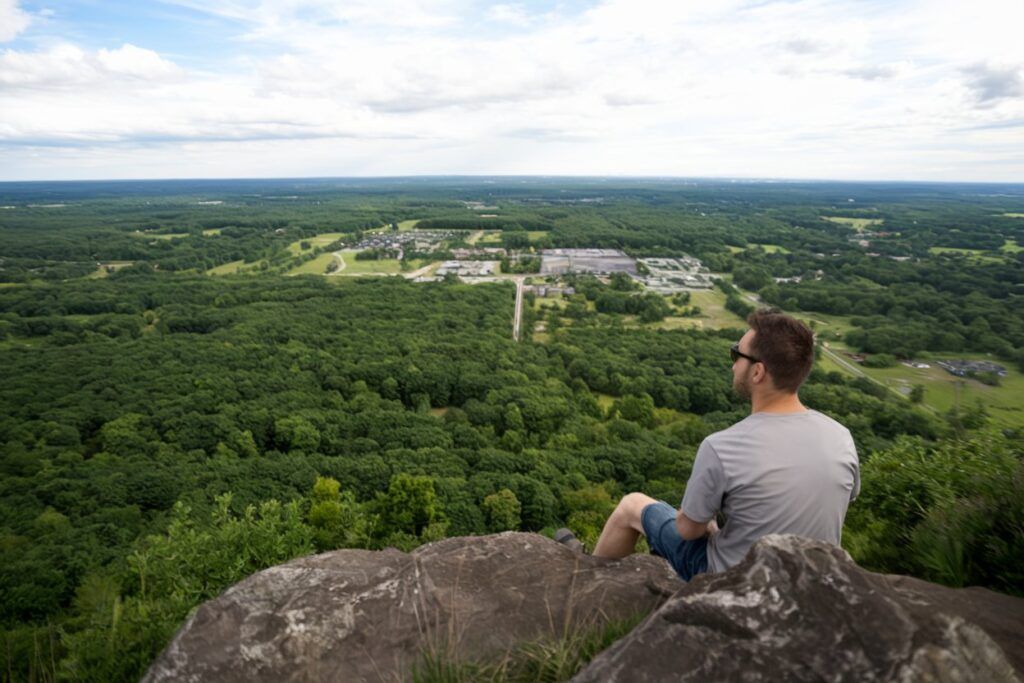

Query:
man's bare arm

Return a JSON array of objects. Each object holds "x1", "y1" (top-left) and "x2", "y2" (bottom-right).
[{"x1": 675, "y1": 509, "x2": 719, "y2": 540}]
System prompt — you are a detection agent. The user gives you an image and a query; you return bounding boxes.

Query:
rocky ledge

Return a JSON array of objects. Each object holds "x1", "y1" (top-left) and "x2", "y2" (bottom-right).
[
  {"x1": 142, "y1": 532, "x2": 679, "y2": 682},
  {"x1": 144, "y1": 534, "x2": 1024, "y2": 682},
  {"x1": 574, "y1": 535, "x2": 1024, "y2": 682}
]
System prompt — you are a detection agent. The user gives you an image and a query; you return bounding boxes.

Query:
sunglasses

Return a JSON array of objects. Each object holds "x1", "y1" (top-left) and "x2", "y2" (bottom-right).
[{"x1": 730, "y1": 342, "x2": 761, "y2": 364}]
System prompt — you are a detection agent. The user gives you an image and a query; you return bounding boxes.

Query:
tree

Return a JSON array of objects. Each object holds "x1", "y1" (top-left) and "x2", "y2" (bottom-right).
[
  {"x1": 374, "y1": 473, "x2": 446, "y2": 539},
  {"x1": 482, "y1": 489, "x2": 522, "y2": 532},
  {"x1": 307, "y1": 476, "x2": 369, "y2": 551}
]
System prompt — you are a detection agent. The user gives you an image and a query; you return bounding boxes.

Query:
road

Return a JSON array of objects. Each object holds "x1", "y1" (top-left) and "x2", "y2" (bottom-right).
[
  {"x1": 512, "y1": 276, "x2": 526, "y2": 341},
  {"x1": 819, "y1": 343, "x2": 866, "y2": 377}
]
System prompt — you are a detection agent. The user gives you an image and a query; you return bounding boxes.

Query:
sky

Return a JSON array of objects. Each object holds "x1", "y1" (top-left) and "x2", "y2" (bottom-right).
[{"x1": 0, "y1": 0, "x2": 1023, "y2": 182}]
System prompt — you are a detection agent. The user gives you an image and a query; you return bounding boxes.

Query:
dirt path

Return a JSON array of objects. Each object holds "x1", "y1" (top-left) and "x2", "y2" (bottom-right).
[
  {"x1": 325, "y1": 251, "x2": 347, "y2": 276},
  {"x1": 403, "y1": 263, "x2": 435, "y2": 279}
]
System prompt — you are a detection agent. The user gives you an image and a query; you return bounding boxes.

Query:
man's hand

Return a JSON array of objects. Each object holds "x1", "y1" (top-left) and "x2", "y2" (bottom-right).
[{"x1": 676, "y1": 509, "x2": 721, "y2": 540}]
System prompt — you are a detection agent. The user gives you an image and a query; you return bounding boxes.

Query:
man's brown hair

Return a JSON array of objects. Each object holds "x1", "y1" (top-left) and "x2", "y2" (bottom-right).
[{"x1": 746, "y1": 308, "x2": 815, "y2": 393}]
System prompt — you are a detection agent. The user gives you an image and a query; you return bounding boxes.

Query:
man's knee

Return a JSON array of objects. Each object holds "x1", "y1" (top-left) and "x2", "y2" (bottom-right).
[{"x1": 614, "y1": 492, "x2": 658, "y2": 523}]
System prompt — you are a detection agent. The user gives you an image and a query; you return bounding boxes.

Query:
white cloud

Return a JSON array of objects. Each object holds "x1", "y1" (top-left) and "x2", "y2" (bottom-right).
[
  {"x1": 3, "y1": 0, "x2": 1024, "y2": 180},
  {"x1": 0, "y1": 0, "x2": 30, "y2": 42},
  {"x1": 0, "y1": 43, "x2": 182, "y2": 88}
]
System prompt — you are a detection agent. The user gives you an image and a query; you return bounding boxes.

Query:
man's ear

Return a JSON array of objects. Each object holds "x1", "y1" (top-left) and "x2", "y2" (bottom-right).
[{"x1": 752, "y1": 362, "x2": 768, "y2": 385}]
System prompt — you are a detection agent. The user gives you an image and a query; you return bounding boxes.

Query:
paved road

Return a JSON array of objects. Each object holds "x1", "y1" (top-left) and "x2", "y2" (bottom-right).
[
  {"x1": 513, "y1": 276, "x2": 526, "y2": 341},
  {"x1": 820, "y1": 343, "x2": 866, "y2": 377}
]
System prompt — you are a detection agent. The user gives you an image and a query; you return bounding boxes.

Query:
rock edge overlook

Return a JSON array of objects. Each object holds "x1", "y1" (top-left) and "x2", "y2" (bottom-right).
[{"x1": 144, "y1": 533, "x2": 1024, "y2": 682}]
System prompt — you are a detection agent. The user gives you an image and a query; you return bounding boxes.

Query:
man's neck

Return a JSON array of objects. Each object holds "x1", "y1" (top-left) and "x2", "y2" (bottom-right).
[{"x1": 750, "y1": 391, "x2": 807, "y2": 415}]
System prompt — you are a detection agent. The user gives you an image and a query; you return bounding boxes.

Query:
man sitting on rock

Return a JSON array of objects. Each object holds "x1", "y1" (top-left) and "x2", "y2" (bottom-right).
[{"x1": 563, "y1": 309, "x2": 860, "y2": 580}]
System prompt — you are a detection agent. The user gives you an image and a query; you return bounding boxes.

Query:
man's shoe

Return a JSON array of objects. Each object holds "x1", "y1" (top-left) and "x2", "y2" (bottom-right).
[{"x1": 554, "y1": 527, "x2": 585, "y2": 553}]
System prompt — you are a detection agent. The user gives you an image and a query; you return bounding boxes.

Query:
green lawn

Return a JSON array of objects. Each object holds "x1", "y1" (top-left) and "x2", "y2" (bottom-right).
[
  {"x1": 816, "y1": 344, "x2": 1024, "y2": 429},
  {"x1": 794, "y1": 311, "x2": 856, "y2": 339},
  {"x1": 397, "y1": 220, "x2": 420, "y2": 231},
  {"x1": 286, "y1": 232, "x2": 346, "y2": 256},
  {"x1": 822, "y1": 216, "x2": 883, "y2": 231},
  {"x1": 288, "y1": 253, "x2": 340, "y2": 275},
  {"x1": 86, "y1": 262, "x2": 135, "y2": 279},
  {"x1": 927, "y1": 246, "x2": 1005, "y2": 263},
  {"x1": 207, "y1": 260, "x2": 259, "y2": 276},
  {"x1": 312, "y1": 251, "x2": 427, "y2": 276},
  {"x1": 133, "y1": 232, "x2": 190, "y2": 240},
  {"x1": 202, "y1": 228, "x2": 222, "y2": 236},
  {"x1": 1002, "y1": 213, "x2": 1024, "y2": 218},
  {"x1": 727, "y1": 244, "x2": 790, "y2": 254},
  {"x1": 653, "y1": 288, "x2": 746, "y2": 331},
  {"x1": 471, "y1": 230, "x2": 547, "y2": 246},
  {"x1": 1001, "y1": 239, "x2": 1023, "y2": 253}
]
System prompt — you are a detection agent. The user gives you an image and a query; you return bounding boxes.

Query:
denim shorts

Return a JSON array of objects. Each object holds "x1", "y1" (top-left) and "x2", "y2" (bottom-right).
[{"x1": 641, "y1": 501, "x2": 709, "y2": 581}]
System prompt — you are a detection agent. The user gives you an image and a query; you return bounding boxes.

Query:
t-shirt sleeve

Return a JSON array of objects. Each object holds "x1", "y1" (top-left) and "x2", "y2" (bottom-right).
[
  {"x1": 849, "y1": 436, "x2": 861, "y2": 502},
  {"x1": 680, "y1": 439, "x2": 726, "y2": 523}
]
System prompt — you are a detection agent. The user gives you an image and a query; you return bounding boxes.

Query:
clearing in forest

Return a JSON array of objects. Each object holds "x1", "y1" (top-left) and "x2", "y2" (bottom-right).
[
  {"x1": 822, "y1": 216, "x2": 883, "y2": 232},
  {"x1": 286, "y1": 232, "x2": 346, "y2": 256},
  {"x1": 132, "y1": 231, "x2": 190, "y2": 240},
  {"x1": 819, "y1": 344, "x2": 1024, "y2": 429},
  {"x1": 654, "y1": 288, "x2": 747, "y2": 331},
  {"x1": 207, "y1": 260, "x2": 259, "y2": 275},
  {"x1": 727, "y1": 244, "x2": 791, "y2": 254},
  {"x1": 927, "y1": 246, "x2": 1005, "y2": 263}
]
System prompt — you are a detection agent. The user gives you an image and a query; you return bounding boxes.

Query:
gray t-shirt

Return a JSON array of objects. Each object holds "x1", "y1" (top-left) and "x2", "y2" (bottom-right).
[{"x1": 680, "y1": 409, "x2": 860, "y2": 573}]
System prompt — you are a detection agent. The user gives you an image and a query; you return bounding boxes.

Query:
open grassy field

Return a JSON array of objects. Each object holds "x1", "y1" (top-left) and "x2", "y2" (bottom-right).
[
  {"x1": 727, "y1": 244, "x2": 790, "y2": 254},
  {"x1": 202, "y1": 228, "x2": 222, "y2": 236},
  {"x1": 653, "y1": 288, "x2": 747, "y2": 331},
  {"x1": 822, "y1": 216, "x2": 883, "y2": 231},
  {"x1": 133, "y1": 232, "x2": 190, "y2": 240},
  {"x1": 1003, "y1": 213, "x2": 1024, "y2": 218},
  {"x1": 321, "y1": 251, "x2": 427, "y2": 276},
  {"x1": 817, "y1": 342, "x2": 1024, "y2": 428},
  {"x1": 473, "y1": 230, "x2": 547, "y2": 246},
  {"x1": 1001, "y1": 239, "x2": 1023, "y2": 253},
  {"x1": 288, "y1": 253, "x2": 339, "y2": 275},
  {"x1": 286, "y1": 232, "x2": 346, "y2": 256},
  {"x1": 793, "y1": 311, "x2": 857, "y2": 339},
  {"x1": 927, "y1": 246, "x2": 1005, "y2": 263},
  {"x1": 207, "y1": 259, "x2": 258, "y2": 276},
  {"x1": 86, "y1": 261, "x2": 135, "y2": 279},
  {"x1": 397, "y1": 219, "x2": 420, "y2": 231}
]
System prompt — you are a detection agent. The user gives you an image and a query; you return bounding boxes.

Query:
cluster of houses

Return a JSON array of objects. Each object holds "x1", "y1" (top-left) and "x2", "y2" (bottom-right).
[
  {"x1": 637, "y1": 256, "x2": 715, "y2": 293},
  {"x1": 936, "y1": 360, "x2": 1008, "y2": 378},
  {"x1": 350, "y1": 230, "x2": 453, "y2": 255}
]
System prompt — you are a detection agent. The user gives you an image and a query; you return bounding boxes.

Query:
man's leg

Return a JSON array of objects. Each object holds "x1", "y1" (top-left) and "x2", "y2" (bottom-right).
[{"x1": 593, "y1": 492, "x2": 658, "y2": 559}]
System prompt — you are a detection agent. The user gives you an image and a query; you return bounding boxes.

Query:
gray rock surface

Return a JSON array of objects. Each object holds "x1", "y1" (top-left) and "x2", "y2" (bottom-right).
[
  {"x1": 571, "y1": 534, "x2": 1024, "y2": 683},
  {"x1": 142, "y1": 532, "x2": 678, "y2": 683}
]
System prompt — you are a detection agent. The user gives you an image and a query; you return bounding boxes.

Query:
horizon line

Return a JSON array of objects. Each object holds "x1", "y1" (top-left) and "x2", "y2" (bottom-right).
[{"x1": 2, "y1": 174, "x2": 1024, "y2": 186}]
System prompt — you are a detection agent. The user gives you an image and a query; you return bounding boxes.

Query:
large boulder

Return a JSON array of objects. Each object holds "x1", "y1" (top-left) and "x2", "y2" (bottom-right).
[
  {"x1": 572, "y1": 535, "x2": 1024, "y2": 682},
  {"x1": 142, "y1": 532, "x2": 678, "y2": 682}
]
